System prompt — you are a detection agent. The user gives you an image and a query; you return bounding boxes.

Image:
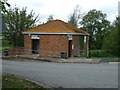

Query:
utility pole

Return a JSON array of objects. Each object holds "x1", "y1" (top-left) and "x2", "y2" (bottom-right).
[
  {"x1": 118, "y1": 1, "x2": 120, "y2": 17},
  {"x1": 0, "y1": 15, "x2": 6, "y2": 34}
]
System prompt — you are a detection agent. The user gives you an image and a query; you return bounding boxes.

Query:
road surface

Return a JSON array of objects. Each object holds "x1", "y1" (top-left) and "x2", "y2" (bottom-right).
[{"x1": 2, "y1": 60, "x2": 118, "y2": 88}]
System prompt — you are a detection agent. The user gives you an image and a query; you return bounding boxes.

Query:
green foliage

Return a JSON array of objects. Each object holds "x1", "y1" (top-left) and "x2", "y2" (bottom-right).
[
  {"x1": 47, "y1": 14, "x2": 54, "y2": 23},
  {"x1": 0, "y1": 0, "x2": 10, "y2": 14},
  {"x1": 80, "y1": 9, "x2": 110, "y2": 49},
  {"x1": 102, "y1": 17, "x2": 120, "y2": 56},
  {"x1": 89, "y1": 50, "x2": 113, "y2": 57},
  {"x1": 68, "y1": 5, "x2": 81, "y2": 27},
  {"x1": 3, "y1": 6, "x2": 39, "y2": 46}
]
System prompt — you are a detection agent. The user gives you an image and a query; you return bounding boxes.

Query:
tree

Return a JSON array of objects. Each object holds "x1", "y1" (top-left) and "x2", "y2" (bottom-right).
[
  {"x1": 3, "y1": 6, "x2": 39, "y2": 46},
  {"x1": 68, "y1": 5, "x2": 81, "y2": 27},
  {"x1": 47, "y1": 14, "x2": 54, "y2": 23},
  {"x1": 80, "y1": 9, "x2": 110, "y2": 49},
  {"x1": 0, "y1": 0, "x2": 10, "y2": 14},
  {"x1": 102, "y1": 17, "x2": 120, "y2": 56}
]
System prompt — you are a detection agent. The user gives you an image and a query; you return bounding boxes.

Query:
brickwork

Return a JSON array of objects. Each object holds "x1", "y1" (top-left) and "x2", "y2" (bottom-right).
[
  {"x1": 23, "y1": 34, "x2": 88, "y2": 58},
  {"x1": 24, "y1": 34, "x2": 69, "y2": 58},
  {"x1": 39, "y1": 35, "x2": 68, "y2": 58},
  {"x1": 23, "y1": 20, "x2": 89, "y2": 58},
  {"x1": 24, "y1": 35, "x2": 32, "y2": 54},
  {"x1": 72, "y1": 36, "x2": 80, "y2": 57}
]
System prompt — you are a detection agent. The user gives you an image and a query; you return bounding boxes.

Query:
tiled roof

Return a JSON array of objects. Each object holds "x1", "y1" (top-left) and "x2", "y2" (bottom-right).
[{"x1": 24, "y1": 19, "x2": 89, "y2": 35}]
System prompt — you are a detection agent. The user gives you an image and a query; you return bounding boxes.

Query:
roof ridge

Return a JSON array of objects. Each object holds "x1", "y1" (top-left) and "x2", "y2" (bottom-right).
[
  {"x1": 58, "y1": 20, "x2": 70, "y2": 33},
  {"x1": 61, "y1": 21, "x2": 76, "y2": 33},
  {"x1": 64, "y1": 22, "x2": 89, "y2": 34}
]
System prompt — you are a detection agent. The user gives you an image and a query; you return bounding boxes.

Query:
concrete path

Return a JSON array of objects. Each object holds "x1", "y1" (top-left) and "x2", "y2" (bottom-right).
[
  {"x1": 2, "y1": 60, "x2": 118, "y2": 88},
  {"x1": 3, "y1": 55, "x2": 101, "y2": 63}
]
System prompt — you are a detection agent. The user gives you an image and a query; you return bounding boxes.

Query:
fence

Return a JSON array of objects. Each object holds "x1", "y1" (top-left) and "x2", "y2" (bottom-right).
[
  {"x1": 2, "y1": 48, "x2": 106, "y2": 58},
  {"x1": 2, "y1": 48, "x2": 62, "y2": 58},
  {"x1": 1, "y1": 48, "x2": 87, "y2": 58},
  {"x1": 89, "y1": 50, "x2": 115, "y2": 57},
  {"x1": 77, "y1": 50, "x2": 116, "y2": 58},
  {"x1": 79, "y1": 50, "x2": 86, "y2": 57}
]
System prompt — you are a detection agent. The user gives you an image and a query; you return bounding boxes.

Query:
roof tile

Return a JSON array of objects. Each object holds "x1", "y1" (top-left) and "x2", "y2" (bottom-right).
[{"x1": 24, "y1": 19, "x2": 89, "y2": 35}]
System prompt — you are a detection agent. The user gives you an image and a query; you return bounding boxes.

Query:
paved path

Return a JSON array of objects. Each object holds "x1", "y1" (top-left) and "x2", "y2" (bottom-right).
[{"x1": 2, "y1": 60, "x2": 118, "y2": 88}]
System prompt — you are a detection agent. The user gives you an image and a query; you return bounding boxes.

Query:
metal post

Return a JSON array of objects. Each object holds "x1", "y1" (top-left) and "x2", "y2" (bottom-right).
[{"x1": 87, "y1": 36, "x2": 89, "y2": 57}]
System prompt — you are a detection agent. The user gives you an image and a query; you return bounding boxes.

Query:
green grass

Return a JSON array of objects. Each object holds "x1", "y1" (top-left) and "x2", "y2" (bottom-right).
[
  {"x1": 0, "y1": 37, "x2": 13, "y2": 50},
  {"x1": 2, "y1": 74, "x2": 47, "y2": 89},
  {"x1": 0, "y1": 46, "x2": 13, "y2": 50}
]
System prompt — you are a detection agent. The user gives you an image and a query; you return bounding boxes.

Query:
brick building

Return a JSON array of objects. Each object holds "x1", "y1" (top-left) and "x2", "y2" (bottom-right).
[{"x1": 23, "y1": 19, "x2": 89, "y2": 58}]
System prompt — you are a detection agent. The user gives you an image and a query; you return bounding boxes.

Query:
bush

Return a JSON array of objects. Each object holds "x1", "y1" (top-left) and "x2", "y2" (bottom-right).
[{"x1": 89, "y1": 50, "x2": 114, "y2": 57}]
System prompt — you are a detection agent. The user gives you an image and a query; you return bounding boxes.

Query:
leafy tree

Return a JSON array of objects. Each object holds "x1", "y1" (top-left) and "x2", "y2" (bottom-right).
[
  {"x1": 47, "y1": 14, "x2": 54, "y2": 23},
  {"x1": 80, "y1": 9, "x2": 110, "y2": 49},
  {"x1": 102, "y1": 17, "x2": 120, "y2": 56},
  {"x1": 0, "y1": 0, "x2": 10, "y2": 14},
  {"x1": 68, "y1": 5, "x2": 81, "y2": 27},
  {"x1": 3, "y1": 6, "x2": 39, "y2": 46}
]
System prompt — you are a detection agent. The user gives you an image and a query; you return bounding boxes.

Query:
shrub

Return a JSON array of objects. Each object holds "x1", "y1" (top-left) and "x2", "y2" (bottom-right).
[{"x1": 89, "y1": 50, "x2": 114, "y2": 57}]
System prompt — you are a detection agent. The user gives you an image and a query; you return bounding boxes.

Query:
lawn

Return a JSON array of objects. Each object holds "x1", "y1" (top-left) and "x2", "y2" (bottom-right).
[
  {"x1": 0, "y1": 46, "x2": 13, "y2": 50},
  {"x1": 2, "y1": 74, "x2": 47, "y2": 89}
]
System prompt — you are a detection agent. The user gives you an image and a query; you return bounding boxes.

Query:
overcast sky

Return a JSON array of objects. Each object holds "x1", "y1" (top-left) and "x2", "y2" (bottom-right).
[{"x1": 8, "y1": 0, "x2": 119, "y2": 23}]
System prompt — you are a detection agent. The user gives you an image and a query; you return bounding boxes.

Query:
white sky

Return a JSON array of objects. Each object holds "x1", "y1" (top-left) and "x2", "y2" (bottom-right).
[{"x1": 7, "y1": 0, "x2": 119, "y2": 23}]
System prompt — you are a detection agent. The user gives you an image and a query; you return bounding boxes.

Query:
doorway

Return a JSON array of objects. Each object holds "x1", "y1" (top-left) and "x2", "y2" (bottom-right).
[
  {"x1": 68, "y1": 40, "x2": 72, "y2": 57},
  {"x1": 32, "y1": 39, "x2": 39, "y2": 54}
]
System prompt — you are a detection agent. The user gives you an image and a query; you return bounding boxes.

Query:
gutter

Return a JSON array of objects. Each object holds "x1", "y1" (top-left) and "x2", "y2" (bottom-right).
[{"x1": 22, "y1": 32, "x2": 89, "y2": 36}]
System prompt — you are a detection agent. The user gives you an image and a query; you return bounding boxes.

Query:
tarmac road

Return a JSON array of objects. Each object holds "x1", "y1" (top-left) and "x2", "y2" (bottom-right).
[{"x1": 2, "y1": 60, "x2": 118, "y2": 88}]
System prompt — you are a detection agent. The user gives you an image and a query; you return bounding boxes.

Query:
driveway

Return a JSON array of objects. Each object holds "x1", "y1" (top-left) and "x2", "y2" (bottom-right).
[{"x1": 2, "y1": 60, "x2": 118, "y2": 88}]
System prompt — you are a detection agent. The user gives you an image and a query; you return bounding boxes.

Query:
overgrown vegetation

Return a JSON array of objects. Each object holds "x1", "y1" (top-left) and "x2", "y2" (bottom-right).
[
  {"x1": 2, "y1": 74, "x2": 46, "y2": 89},
  {"x1": 68, "y1": 6, "x2": 119, "y2": 58},
  {"x1": 46, "y1": 14, "x2": 54, "y2": 23},
  {"x1": 0, "y1": 0, "x2": 10, "y2": 14},
  {"x1": 1, "y1": 3, "x2": 39, "y2": 46},
  {"x1": 68, "y1": 5, "x2": 81, "y2": 27},
  {"x1": 80, "y1": 9, "x2": 111, "y2": 50},
  {"x1": 89, "y1": 50, "x2": 115, "y2": 58},
  {"x1": 102, "y1": 17, "x2": 120, "y2": 57}
]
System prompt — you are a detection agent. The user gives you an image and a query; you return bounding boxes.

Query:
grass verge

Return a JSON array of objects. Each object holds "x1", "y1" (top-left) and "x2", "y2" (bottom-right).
[
  {"x1": 2, "y1": 74, "x2": 47, "y2": 89},
  {"x1": 0, "y1": 46, "x2": 13, "y2": 50}
]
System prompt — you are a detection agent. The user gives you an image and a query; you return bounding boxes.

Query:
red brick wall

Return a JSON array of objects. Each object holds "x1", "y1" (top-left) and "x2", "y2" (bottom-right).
[
  {"x1": 72, "y1": 36, "x2": 80, "y2": 57},
  {"x1": 24, "y1": 35, "x2": 32, "y2": 55},
  {"x1": 24, "y1": 34, "x2": 68, "y2": 58},
  {"x1": 23, "y1": 34, "x2": 87, "y2": 58},
  {"x1": 39, "y1": 35, "x2": 68, "y2": 58}
]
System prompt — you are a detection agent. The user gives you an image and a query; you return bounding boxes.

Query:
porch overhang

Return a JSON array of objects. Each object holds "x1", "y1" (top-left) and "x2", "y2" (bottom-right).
[{"x1": 22, "y1": 32, "x2": 89, "y2": 36}]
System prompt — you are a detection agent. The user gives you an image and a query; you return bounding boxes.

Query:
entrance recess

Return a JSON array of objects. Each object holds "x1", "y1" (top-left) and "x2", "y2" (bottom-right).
[
  {"x1": 32, "y1": 39, "x2": 39, "y2": 54},
  {"x1": 68, "y1": 40, "x2": 72, "y2": 57}
]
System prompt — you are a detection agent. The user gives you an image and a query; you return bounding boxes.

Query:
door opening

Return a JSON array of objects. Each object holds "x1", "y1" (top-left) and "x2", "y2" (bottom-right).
[
  {"x1": 68, "y1": 40, "x2": 72, "y2": 57},
  {"x1": 32, "y1": 39, "x2": 39, "y2": 54}
]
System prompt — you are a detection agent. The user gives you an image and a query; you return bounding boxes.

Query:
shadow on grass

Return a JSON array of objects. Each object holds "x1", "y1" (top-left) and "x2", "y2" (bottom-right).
[{"x1": 2, "y1": 74, "x2": 47, "y2": 89}]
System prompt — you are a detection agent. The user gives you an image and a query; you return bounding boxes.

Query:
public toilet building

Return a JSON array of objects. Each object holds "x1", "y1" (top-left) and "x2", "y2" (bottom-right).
[{"x1": 23, "y1": 19, "x2": 89, "y2": 58}]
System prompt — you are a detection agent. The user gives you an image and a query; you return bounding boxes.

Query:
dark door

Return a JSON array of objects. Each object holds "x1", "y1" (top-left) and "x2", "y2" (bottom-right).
[
  {"x1": 32, "y1": 39, "x2": 39, "y2": 54},
  {"x1": 68, "y1": 40, "x2": 72, "y2": 57}
]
